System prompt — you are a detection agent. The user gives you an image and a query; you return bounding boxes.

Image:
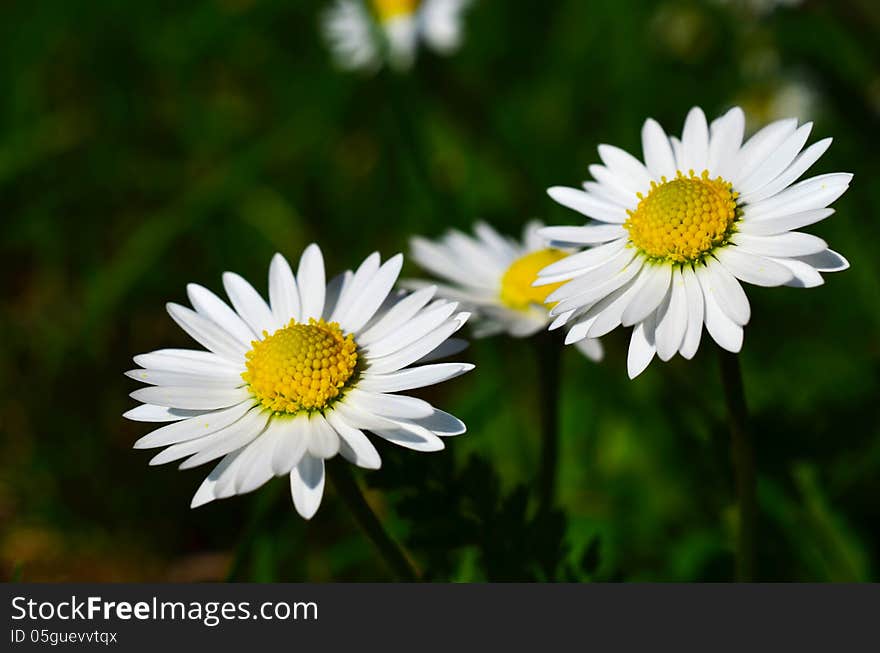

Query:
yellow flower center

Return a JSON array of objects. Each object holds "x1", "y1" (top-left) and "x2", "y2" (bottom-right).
[
  {"x1": 371, "y1": 0, "x2": 420, "y2": 22},
  {"x1": 500, "y1": 249, "x2": 569, "y2": 311},
  {"x1": 242, "y1": 319, "x2": 358, "y2": 414},
  {"x1": 624, "y1": 170, "x2": 740, "y2": 263}
]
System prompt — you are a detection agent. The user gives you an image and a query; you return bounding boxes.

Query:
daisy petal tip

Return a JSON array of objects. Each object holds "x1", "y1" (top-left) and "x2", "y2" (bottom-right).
[
  {"x1": 190, "y1": 488, "x2": 215, "y2": 509},
  {"x1": 122, "y1": 407, "x2": 140, "y2": 421}
]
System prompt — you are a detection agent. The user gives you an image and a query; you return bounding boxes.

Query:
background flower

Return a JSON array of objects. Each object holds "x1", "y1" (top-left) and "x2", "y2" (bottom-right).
[
  {"x1": 408, "y1": 221, "x2": 603, "y2": 360},
  {"x1": 2, "y1": 0, "x2": 879, "y2": 581},
  {"x1": 323, "y1": 0, "x2": 472, "y2": 72}
]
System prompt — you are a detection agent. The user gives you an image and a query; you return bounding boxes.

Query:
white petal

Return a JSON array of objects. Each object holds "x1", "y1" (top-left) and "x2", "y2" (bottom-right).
[
  {"x1": 641, "y1": 118, "x2": 677, "y2": 180},
  {"x1": 475, "y1": 221, "x2": 520, "y2": 260},
  {"x1": 732, "y1": 118, "x2": 798, "y2": 186},
  {"x1": 708, "y1": 107, "x2": 745, "y2": 179},
  {"x1": 297, "y1": 244, "x2": 326, "y2": 320},
  {"x1": 124, "y1": 404, "x2": 208, "y2": 423},
  {"x1": 306, "y1": 412, "x2": 341, "y2": 459},
  {"x1": 366, "y1": 312, "x2": 469, "y2": 374},
  {"x1": 187, "y1": 283, "x2": 255, "y2": 345},
  {"x1": 588, "y1": 164, "x2": 640, "y2": 205},
  {"x1": 340, "y1": 254, "x2": 404, "y2": 333},
  {"x1": 621, "y1": 264, "x2": 672, "y2": 326},
  {"x1": 679, "y1": 265, "x2": 705, "y2": 360},
  {"x1": 546, "y1": 187, "x2": 627, "y2": 223},
  {"x1": 564, "y1": 315, "x2": 598, "y2": 344},
  {"x1": 222, "y1": 272, "x2": 276, "y2": 336},
  {"x1": 403, "y1": 408, "x2": 466, "y2": 436},
  {"x1": 133, "y1": 400, "x2": 252, "y2": 449},
  {"x1": 794, "y1": 249, "x2": 849, "y2": 272},
  {"x1": 233, "y1": 426, "x2": 286, "y2": 495},
  {"x1": 536, "y1": 238, "x2": 628, "y2": 283},
  {"x1": 584, "y1": 273, "x2": 645, "y2": 338},
  {"x1": 323, "y1": 271, "x2": 352, "y2": 321},
  {"x1": 371, "y1": 422, "x2": 445, "y2": 452},
  {"x1": 654, "y1": 267, "x2": 688, "y2": 361},
  {"x1": 680, "y1": 107, "x2": 709, "y2": 173},
  {"x1": 125, "y1": 368, "x2": 241, "y2": 387},
  {"x1": 546, "y1": 246, "x2": 637, "y2": 303},
  {"x1": 290, "y1": 455, "x2": 325, "y2": 520},
  {"x1": 330, "y1": 252, "x2": 380, "y2": 324},
  {"x1": 177, "y1": 408, "x2": 269, "y2": 469},
  {"x1": 166, "y1": 303, "x2": 247, "y2": 361},
  {"x1": 326, "y1": 411, "x2": 381, "y2": 469},
  {"x1": 414, "y1": 336, "x2": 469, "y2": 364},
  {"x1": 701, "y1": 279, "x2": 743, "y2": 353},
  {"x1": 130, "y1": 385, "x2": 251, "y2": 410},
  {"x1": 358, "y1": 286, "x2": 437, "y2": 345},
  {"x1": 346, "y1": 389, "x2": 435, "y2": 419},
  {"x1": 699, "y1": 258, "x2": 750, "y2": 325},
  {"x1": 714, "y1": 247, "x2": 794, "y2": 287},
  {"x1": 551, "y1": 258, "x2": 644, "y2": 317},
  {"x1": 743, "y1": 173, "x2": 852, "y2": 221},
  {"x1": 365, "y1": 301, "x2": 459, "y2": 357},
  {"x1": 539, "y1": 224, "x2": 626, "y2": 246},
  {"x1": 738, "y1": 209, "x2": 834, "y2": 236},
  {"x1": 133, "y1": 348, "x2": 243, "y2": 375},
  {"x1": 627, "y1": 314, "x2": 657, "y2": 379},
  {"x1": 736, "y1": 122, "x2": 812, "y2": 196},
  {"x1": 191, "y1": 451, "x2": 243, "y2": 508},
  {"x1": 598, "y1": 144, "x2": 653, "y2": 195},
  {"x1": 574, "y1": 337, "x2": 604, "y2": 361},
  {"x1": 148, "y1": 406, "x2": 264, "y2": 466},
  {"x1": 732, "y1": 232, "x2": 828, "y2": 258},
  {"x1": 739, "y1": 138, "x2": 832, "y2": 205},
  {"x1": 771, "y1": 257, "x2": 825, "y2": 288},
  {"x1": 358, "y1": 363, "x2": 474, "y2": 393},
  {"x1": 268, "y1": 253, "x2": 301, "y2": 324},
  {"x1": 270, "y1": 415, "x2": 309, "y2": 475}
]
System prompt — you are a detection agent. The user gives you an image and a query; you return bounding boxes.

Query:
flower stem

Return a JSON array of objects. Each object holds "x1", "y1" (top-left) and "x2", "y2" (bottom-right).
[
  {"x1": 717, "y1": 349, "x2": 757, "y2": 582},
  {"x1": 226, "y1": 480, "x2": 284, "y2": 581},
  {"x1": 328, "y1": 460, "x2": 419, "y2": 582},
  {"x1": 536, "y1": 331, "x2": 562, "y2": 512}
]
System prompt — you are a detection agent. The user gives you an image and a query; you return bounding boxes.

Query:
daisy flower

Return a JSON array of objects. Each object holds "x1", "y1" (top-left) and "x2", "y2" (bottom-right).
[
  {"x1": 322, "y1": 0, "x2": 472, "y2": 72},
  {"x1": 125, "y1": 245, "x2": 472, "y2": 519},
  {"x1": 408, "y1": 221, "x2": 603, "y2": 361},
  {"x1": 539, "y1": 106, "x2": 850, "y2": 378}
]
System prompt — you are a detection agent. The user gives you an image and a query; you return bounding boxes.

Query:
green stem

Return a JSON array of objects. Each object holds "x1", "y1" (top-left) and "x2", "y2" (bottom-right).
[
  {"x1": 226, "y1": 480, "x2": 284, "y2": 581},
  {"x1": 718, "y1": 349, "x2": 757, "y2": 582},
  {"x1": 536, "y1": 331, "x2": 562, "y2": 512},
  {"x1": 329, "y1": 460, "x2": 419, "y2": 582}
]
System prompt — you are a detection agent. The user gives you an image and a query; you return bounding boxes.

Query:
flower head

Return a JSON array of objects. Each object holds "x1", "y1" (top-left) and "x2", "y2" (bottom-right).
[
  {"x1": 540, "y1": 106, "x2": 850, "y2": 378},
  {"x1": 408, "y1": 221, "x2": 603, "y2": 361},
  {"x1": 322, "y1": 0, "x2": 472, "y2": 72},
  {"x1": 125, "y1": 245, "x2": 472, "y2": 519}
]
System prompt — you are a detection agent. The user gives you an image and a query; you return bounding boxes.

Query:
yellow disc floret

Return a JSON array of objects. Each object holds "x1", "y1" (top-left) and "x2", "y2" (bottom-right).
[
  {"x1": 372, "y1": 0, "x2": 420, "y2": 22},
  {"x1": 242, "y1": 318, "x2": 358, "y2": 414},
  {"x1": 624, "y1": 170, "x2": 740, "y2": 263},
  {"x1": 500, "y1": 249, "x2": 569, "y2": 311}
]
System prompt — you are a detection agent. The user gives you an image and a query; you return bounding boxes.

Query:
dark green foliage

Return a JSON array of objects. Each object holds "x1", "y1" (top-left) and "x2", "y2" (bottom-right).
[{"x1": 1, "y1": 0, "x2": 879, "y2": 581}]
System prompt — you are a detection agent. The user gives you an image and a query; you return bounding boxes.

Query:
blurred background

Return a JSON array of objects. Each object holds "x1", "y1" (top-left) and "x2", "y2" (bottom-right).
[{"x1": 2, "y1": 0, "x2": 879, "y2": 582}]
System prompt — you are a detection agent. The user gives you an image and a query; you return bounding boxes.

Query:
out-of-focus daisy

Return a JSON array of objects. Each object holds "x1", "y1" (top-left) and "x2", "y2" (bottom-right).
[
  {"x1": 322, "y1": 0, "x2": 472, "y2": 72},
  {"x1": 125, "y1": 245, "x2": 472, "y2": 519},
  {"x1": 539, "y1": 106, "x2": 850, "y2": 378},
  {"x1": 408, "y1": 221, "x2": 603, "y2": 361}
]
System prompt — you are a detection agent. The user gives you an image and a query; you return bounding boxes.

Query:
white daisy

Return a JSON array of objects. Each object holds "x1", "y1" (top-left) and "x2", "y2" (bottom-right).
[
  {"x1": 322, "y1": 0, "x2": 472, "y2": 72},
  {"x1": 125, "y1": 245, "x2": 472, "y2": 519},
  {"x1": 539, "y1": 106, "x2": 850, "y2": 378},
  {"x1": 408, "y1": 221, "x2": 603, "y2": 361}
]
